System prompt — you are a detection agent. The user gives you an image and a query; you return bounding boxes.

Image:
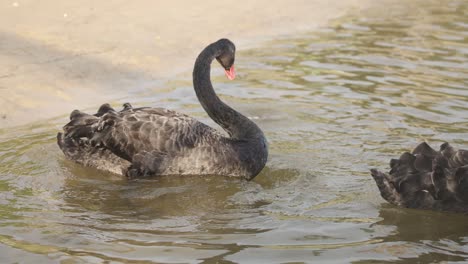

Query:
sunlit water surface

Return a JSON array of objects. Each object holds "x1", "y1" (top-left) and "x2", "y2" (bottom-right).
[{"x1": 1, "y1": 0, "x2": 468, "y2": 263}]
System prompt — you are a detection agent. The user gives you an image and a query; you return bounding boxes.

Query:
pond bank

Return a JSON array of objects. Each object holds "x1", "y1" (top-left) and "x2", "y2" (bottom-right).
[{"x1": 0, "y1": 0, "x2": 369, "y2": 128}]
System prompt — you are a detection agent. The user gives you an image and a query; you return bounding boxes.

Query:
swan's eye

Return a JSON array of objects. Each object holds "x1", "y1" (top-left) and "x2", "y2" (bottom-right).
[{"x1": 216, "y1": 55, "x2": 235, "y2": 70}]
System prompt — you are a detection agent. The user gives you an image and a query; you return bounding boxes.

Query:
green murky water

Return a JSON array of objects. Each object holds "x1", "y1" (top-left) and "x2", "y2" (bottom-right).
[{"x1": 1, "y1": 0, "x2": 468, "y2": 263}]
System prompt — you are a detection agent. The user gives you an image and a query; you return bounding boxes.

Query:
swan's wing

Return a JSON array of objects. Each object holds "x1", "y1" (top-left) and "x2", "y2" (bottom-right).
[
  {"x1": 92, "y1": 107, "x2": 220, "y2": 160},
  {"x1": 438, "y1": 143, "x2": 468, "y2": 168},
  {"x1": 411, "y1": 142, "x2": 437, "y2": 172},
  {"x1": 411, "y1": 142, "x2": 437, "y2": 157},
  {"x1": 371, "y1": 142, "x2": 468, "y2": 212},
  {"x1": 58, "y1": 103, "x2": 224, "y2": 176},
  {"x1": 57, "y1": 132, "x2": 131, "y2": 175},
  {"x1": 454, "y1": 166, "x2": 468, "y2": 202},
  {"x1": 436, "y1": 143, "x2": 468, "y2": 203}
]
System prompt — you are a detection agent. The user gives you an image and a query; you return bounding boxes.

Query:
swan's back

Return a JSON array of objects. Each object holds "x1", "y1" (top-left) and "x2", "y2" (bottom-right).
[{"x1": 371, "y1": 142, "x2": 468, "y2": 213}]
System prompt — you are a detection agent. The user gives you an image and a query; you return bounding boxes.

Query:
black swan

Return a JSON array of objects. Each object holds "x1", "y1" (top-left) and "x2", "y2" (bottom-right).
[
  {"x1": 57, "y1": 39, "x2": 268, "y2": 179},
  {"x1": 371, "y1": 142, "x2": 468, "y2": 213}
]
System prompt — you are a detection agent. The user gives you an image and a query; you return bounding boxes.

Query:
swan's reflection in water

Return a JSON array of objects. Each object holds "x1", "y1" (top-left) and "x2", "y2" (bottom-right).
[
  {"x1": 62, "y1": 164, "x2": 245, "y2": 220},
  {"x1": 366, "y1": 206, "x2": 468, "y2": 263},
  {"x1": 375, "y1": 205, "x2": 468, "y2": 242}
]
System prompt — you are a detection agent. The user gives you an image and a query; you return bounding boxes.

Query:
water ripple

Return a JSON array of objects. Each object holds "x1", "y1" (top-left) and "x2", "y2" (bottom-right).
[{"x1": 0, "y1": 0, "x2": 468, "y2": 263}]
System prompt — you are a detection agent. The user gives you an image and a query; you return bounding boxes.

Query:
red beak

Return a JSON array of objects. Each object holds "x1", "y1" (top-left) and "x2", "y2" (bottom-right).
[{"x1": 224, "y1": 66, "x2": 236, "y2": 80}]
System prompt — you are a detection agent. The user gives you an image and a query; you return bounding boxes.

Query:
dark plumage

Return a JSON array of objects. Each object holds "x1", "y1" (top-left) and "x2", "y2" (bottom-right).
[
  {"x1": 371, "y1": 142, "x2": 468, "y2": 213},
  {"x1": 57, "y1": 39, "x2": 268, "y2": 179}
]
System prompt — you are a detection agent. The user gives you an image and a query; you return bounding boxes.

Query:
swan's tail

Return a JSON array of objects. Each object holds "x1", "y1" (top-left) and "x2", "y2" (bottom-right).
[{"x1": 57, "y1": 104, "x2": 131, "y2": 175}]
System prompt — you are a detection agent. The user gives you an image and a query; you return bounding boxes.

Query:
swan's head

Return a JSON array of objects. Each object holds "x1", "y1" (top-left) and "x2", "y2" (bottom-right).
[{"x1": 215, "y1": 39, "x2": 236, "y2": 80}]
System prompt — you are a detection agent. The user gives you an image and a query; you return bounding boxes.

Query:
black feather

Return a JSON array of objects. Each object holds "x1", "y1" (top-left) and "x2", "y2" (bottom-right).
[
  {"x1": 57, "y1": 39, "x2": 268, "y2": 179},
  {"x1": 371, "y1": 142, "x2": 468, "y2": 213}
]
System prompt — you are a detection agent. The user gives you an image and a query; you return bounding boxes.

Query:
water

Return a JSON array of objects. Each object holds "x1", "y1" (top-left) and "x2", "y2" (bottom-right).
[{"x1": 1, "y1": 0, "x2": 468, "y2": 263}]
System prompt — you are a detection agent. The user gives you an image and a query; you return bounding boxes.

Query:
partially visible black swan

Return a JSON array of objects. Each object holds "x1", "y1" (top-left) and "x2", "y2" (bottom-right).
[
  {"x1": 371, "y1": 142, "x2": 468, "y2": 213},
  {"x1": 57, "y1": 39, "x2": 268, "y2": 179}
]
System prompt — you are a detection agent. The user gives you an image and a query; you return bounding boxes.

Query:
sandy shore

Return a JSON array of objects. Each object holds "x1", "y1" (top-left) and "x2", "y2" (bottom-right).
[{"x1": 0, "y1": 0, "x2": 368, "y2": 128}]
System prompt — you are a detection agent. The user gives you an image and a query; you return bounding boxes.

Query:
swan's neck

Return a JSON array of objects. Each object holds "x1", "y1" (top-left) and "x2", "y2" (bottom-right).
[{"x1": 193, "y1": 45, "x2": 263, "y2": 140}]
